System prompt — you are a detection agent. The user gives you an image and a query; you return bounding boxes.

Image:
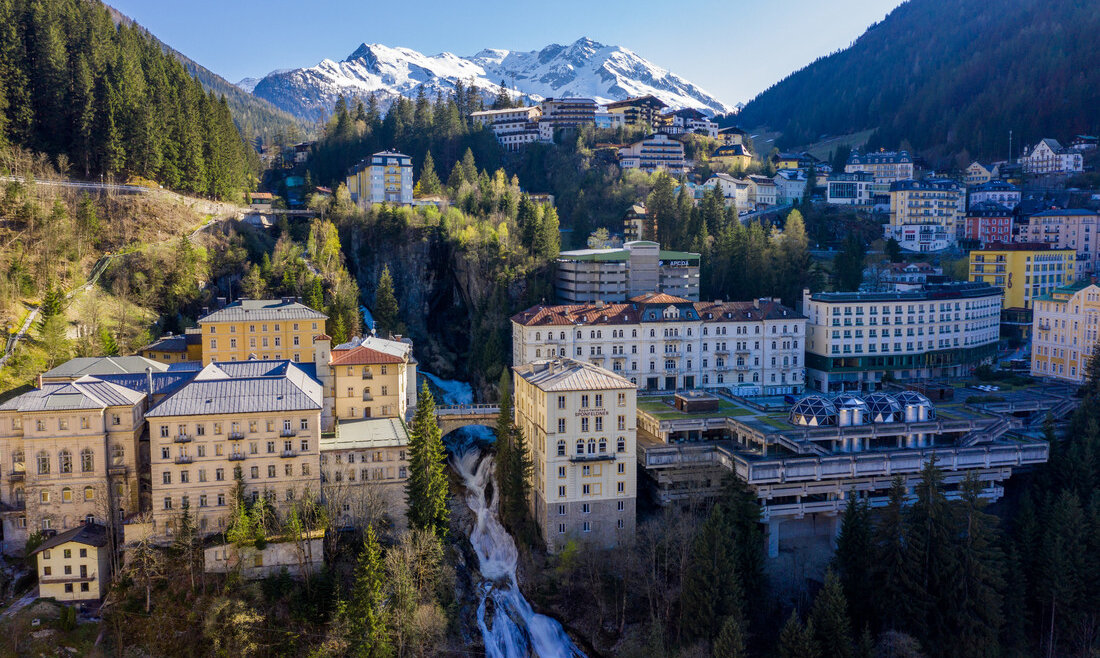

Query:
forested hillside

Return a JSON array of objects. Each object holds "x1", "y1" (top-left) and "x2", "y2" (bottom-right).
[
  {"x1": 737, "y1": 0, "x2": 1100, "y2": 163},
  {"x1": 0, "y1": 0, "x2": 257, "y2": 198}
]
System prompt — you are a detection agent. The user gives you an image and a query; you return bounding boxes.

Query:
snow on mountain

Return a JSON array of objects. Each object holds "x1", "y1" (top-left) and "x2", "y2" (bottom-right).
[
  {"x1": 235, "y1": 77, "x2": 261, "y2": 93},
  {"x1": 249, "y1": 37, "x2": 733, "y2": 122}
]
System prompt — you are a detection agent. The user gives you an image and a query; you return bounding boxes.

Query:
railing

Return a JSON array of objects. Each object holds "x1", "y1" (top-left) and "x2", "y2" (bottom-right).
[
  {"x1": 280, "y1": 450, "x2": 298, "y2": 459},
  {"x1": 228, "y1": 453, "x2": 247, "y2": 461},
  {"x1": 435, "y1": 405, "x2": 501, "y2": 416},
  {"x1": 174, "y1": 455, "x2": 193, "y2": 464},
  {"x1": 8, "y1": 470, "x2": 24, "y2": 481},
  {"x1": 280, "y1": 429, "x2": 297, "y2": 437},
  {"x1": 362, "y1": 372, "x2": 373, "y2": 380},
  {"x1": 569, "y1": 453, "x2": 616, "y2": 463},
  {"x1": 228, "y1": 432, "x2": 244, "y2": 440},
  {"x1": 173, "y1": 434, "x2": 192, "y2": 443},
  {"x1": 362, "y1": 393, "x2": 374, "y2": 401}
]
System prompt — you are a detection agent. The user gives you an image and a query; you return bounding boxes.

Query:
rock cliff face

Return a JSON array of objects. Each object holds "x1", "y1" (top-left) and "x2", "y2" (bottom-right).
[{"x1": 344, "y1": 222, "x2": 549, "y2": 400}]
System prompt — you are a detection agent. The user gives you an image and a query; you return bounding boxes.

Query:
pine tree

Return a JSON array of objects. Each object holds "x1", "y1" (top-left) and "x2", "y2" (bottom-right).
[
  {"x1": 874, "y1": 477, "x2": 908, "y2": 631},
  {"x1": 713, "y1": 614, "x2": 748, "y2": 658},
  {"x1": 305, "y1": 276, "x2": 324, "y2": 313},
  {"x1": 901, "y1": 457, "x2": 957, "y2": 651},
  {"x1": 342, "y1": 525, "x2": 394, "y2": 657},
  {"x1": 777, "y1": 611, "x2": 818, "y2": 658},
  {"x1": 405, "y1": 383, "x2": 449, "y2": 540},
  {"x1": 833, "y1": 495, "x2": 874, "y2": 630},
  {"x1": 494, "y1": 369, "x2": 531, "y2": 535},
  {"x1": 373, "y1": 265, "x2": 399, "y2": 335},
  {"x1": 950, "y1": 474, "x2": 1004, "y2": 658},
  {"x1": 810, "y1": 570, "x2": 854, "y2": 658},
  {"x1": 460, "y1": 148, "x2": 477, "y2": 183},
  {"x1": 416, "y1": 151, "x2": 443, "y2": 197}
]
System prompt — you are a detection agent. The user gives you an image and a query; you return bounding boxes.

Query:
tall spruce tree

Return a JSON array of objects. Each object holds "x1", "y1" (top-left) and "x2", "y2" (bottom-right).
[
  {"x1": 713, "y1": 614, "x2": 748, "y2": 658},
  {"x1": 873, "y1": 477, "x2": 909, "y2": 631},
  {"x1": 833, "y1": 495, "x2": 874, "y2": 630},
  {"x1": 416, "y1": 151, "x2": 443, "y2": 197},
  {"x1": 950, "y1": 474, "x2": 1005, "y2": 658},
  {"x1": 493, "y1": 369, "x2": 532, "y2": 536},
  {"x1": 405, "y1": 383, "x2": 449, "y2": 540},
  {"x1": 810, "y1": 570, "x2": 854, "y2": 658},
  {"x1": 777, "y1": 611, "x2": 819, "y2": 658},
  {"x1": 342, "y1": 525, "x2": 393, "y2": 657},
  {"x1": 901, "y1": 457, "x2": 957, "y2": 652},
  {"x1": 373, "y1": 265, "x2": 399, "y2": 335}
]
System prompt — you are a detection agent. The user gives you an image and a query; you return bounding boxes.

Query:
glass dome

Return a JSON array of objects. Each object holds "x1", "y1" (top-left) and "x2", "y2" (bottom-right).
[
  {"x1": 834, "y1": 394, "x2": 869, "y2": 411},
  {"x1": 789, "y1": 395, "x2": 838, "y2": 426},
  {"x1": 895, "y1": 391, "x2": 936, "y2": 419},
  {"x1": 864, "y1": 393, "x2": 901, "y2": 423}
]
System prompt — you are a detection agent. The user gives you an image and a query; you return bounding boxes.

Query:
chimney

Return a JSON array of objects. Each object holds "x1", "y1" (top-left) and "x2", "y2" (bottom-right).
[
  {"x1": 753, "y1": 299, "x2": 760, "y2": 309},
  {"x1": 145, "y1": 367, "x2": 154, "y2": 396}
]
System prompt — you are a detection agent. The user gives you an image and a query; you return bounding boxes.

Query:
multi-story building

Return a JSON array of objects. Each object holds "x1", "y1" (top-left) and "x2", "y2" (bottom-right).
[
  {"x1": 1031, "y1": 281, "x2": 1100, "y2": 383},
  {"x1": 622, "y1": 204, "x2": 654, "y2": 242},
  {"x1": 327, "y1": 341, "x2": 414, "y2": 422},
  {"x1": 969, "y1": 243, "x2": 1075, "y2": 342},
  {"x1": 555, "y1": 241, "x2": 701, "y2": 303},
  {"x1": 470, "y1": 107, "x2": 546, "y2": 151},
  {"x1": 198, "y1": 298, "x2": 328, "y2": 365},
  {"x1": 604, "y1": 95, "x2": 667, "y2": 127},
  {"x1": 802, "y1": 282, "x2": 1002, "y2": 392},
  {"x1": 746, "y1": 175, "x2": 778, "y2": 208},
  {"x1": 661, "y1": 108, "x2": 718, "y2": 139},
  {"x1": 619, "y1": 134, "x2": 687, "y2": 173},
  {"x1": 320, "y1": 417, "x2": 410, "y2": 528},
  {"x1": 346, "y1": 151, "x2": 414, "y2": 206},
  {"x1": 0, "y1": 375, "x2": 147, "y2": 553},
  {"x1": 513, "y1": 358, "x2": 637, "y2": 551},
  {"x1": 964, "y1": 202, "x2": 1014, "y2": 246},
  {"x1": 1025, "y1": 209, "x2": 1100, "y2": 278},
  {"x1": 967, "y1": 180, "x2": 1020, "y2": 211},
  {"x1": 593, "y1": 111, "x2": 625, "y2": 130},
  {"x1": 773, "y1": 169, "x2": 808, "y2": 205},
  {"x1": 886, "y1": 178, "x2": 965, "y2": 252},
  {"x1": 711, "y1": 144, "x2": 752, "y2": 171},
  {"x1": 30, "y1": 523, "x2": 112, "y2": 601},
  {"x1": 964, "y1": 162, "x2": 998, "y2": 186},
  {"x1": 540, "y1": 98, "x2": 597, "y2": 129},
  {"x1": 137, "y1": 334, "x2": 193, "y2": 364},
  {"x1": 144, "y1": 361, "x2": 322, "y2": 538},
  {"x1": 826, "y1": 172, "x2": 883, "y2": 206},
  {"x1": 1022, "y1": 139, "x2": 1084, "y2": 175},
  {"x1": 703, "y1": 173, "x2": 752, "y2": 213},
  {"x1": 845, "y1": 149, "x2": 915, "y2": 183},
  {"x1": 772, "y1": 153, "x2": 803, "y2": 171},
  {"x1": 512, "y1": 295, "x2": 806, "y2": 395}
]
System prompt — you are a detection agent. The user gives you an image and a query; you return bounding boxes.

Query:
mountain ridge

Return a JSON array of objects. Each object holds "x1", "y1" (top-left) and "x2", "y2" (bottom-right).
[{"x1": 247, "y1": 37, "x2": 733, "y2": 122}]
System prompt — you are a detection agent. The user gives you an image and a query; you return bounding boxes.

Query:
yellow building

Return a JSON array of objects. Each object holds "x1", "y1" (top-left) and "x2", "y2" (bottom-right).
[
  {"x1": 31, "y1": 523, "x2": 112, "y2": 601},
  {"x1": 513, "y1": 358, "x2": 637, "y2": 552},
  {"x1": 329, "y1": 344, "x2": 411, "y2": 421},
  {"x1": 137, "y1": 334, "x2": 192, "y2": 364},
  {"x1": 887, "y1": 178, "x2": 964, "y2": 252},
  {"x1": 198, "y1": 298, "x2": 327, "y2": 365},
  {"x1": 711, "y1": 144, "x2": 752, "y2": 171},
  {"x1": 0, "y1": 376, "x2": 146, "y2": 553},
  {"x1": 144, "y1": 361, "x2": 323, "y2": 538},
  {"x1": 969, "y1": 244, "x2": 1076, "y2": 310},
  {"x1": 773, "y1": 153, "x2": 801, "y2": 171},
  {"x1": 1031, "y1": 281, "x2": 1100, "y2": 383}
]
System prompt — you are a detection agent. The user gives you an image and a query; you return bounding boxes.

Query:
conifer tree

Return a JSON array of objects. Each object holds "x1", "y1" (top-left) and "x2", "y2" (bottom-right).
[
  {"x1": 494, "y1": 369, "x2": 531, "y2": 535},
  {"x1": 374, "y1": 265, "x2": 399, "y2": 335},
  {"x1": 460, "y1": 148, "x2": 478, "y2": 183},
  {"x1": 305, "y1": 276, "x2": 324, "y2": 313},
  {"x1": 777, "y1": 611, "x2": 818, "y2": 658},
  {"x1": 951, "y1": 474, "x2": 1005, "y2": 657},
  {"x1": 873, "y1": 477, "x2": 908, "y2": 631},
  {"x1": 833, "y1": 495, "x2": 874, "y2": 630},
  {"x1": 810, "y1": 570, "x2": 854, "y2": 658},
  {"x1": 713, "y1": 614, "x2": 748, "y2": 658},
  {"x1": 406, "y1": 383, "x2": 449, "y2": 540},
  {"x1": 901, "y1": 457, "x2": 956, "y2": 649},
  {"x1": 342, "y1": 525, "x2": 394, "y2": 657},
  {"x1": 416, "y1": 151, "x2": 443, "y2": 197}
]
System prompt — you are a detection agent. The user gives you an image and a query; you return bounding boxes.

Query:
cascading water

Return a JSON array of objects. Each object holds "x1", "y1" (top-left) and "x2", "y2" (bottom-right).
[
  {"x1": 420, "y1": 370, "x2": 583, "y2": 658},
  {"x1": 452, "y1": 448, "x2": 585, "y2": 658}
]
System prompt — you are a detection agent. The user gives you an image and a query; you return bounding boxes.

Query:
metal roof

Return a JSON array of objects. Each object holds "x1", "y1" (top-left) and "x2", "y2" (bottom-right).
[
  {"x1": 514, "y1": 358, "x2": 633, "y2": 392},
  {"x1": 198, "y1": 299, "x2": 327, "y2": 323},
  {"x1": 322, "y1": 417, "x2": 409, "y2": 451},
  {"x1": 31, "y1": 523, "x2": 108, "y2": 554},
  {"x1": 41, "y1": 356, "x2": 169, "y2": 380},
  {"x1": 145, "y1": 362, "x2": 322, "y2": 417},
  {"x1": 1, "y1": 376, "x2": 146, "y2": 412}
]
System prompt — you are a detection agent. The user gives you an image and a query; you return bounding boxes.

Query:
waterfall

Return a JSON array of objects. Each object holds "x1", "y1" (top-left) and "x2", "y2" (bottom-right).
[{"x1": 452, "y1": 448, "x2": 585, "y2": 658}]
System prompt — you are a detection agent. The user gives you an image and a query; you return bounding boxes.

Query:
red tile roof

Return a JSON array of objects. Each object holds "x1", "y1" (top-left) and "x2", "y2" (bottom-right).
[
  {"x1": 628, "y1": 293, "x2": 691, "y2": 304},
  {"x1": 330, "y1": 345, "x2": 404, "y2": 366}
]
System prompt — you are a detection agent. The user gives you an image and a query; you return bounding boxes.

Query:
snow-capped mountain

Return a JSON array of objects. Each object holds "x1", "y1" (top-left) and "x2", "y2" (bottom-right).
[{"x1": 246, "y1": 37, "x2": 733, "y2": 121}]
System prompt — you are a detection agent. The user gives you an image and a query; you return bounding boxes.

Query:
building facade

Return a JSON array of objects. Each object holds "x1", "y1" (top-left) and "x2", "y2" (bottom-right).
[
  {"x1": 540, "y1": 98, "x2": 597, "y2": 129},
  {"x1": 619, "y1": 134, "x2": 687, "y2": 173},
  {"x1": 1022, "y1": 139, "x2": 1084, "y2": 175},
  {"x1": 969, "y1": 243, "x2": 1076, "y2": 311},
  {"x1": 555, "y1": 241, "x2": 701, "y2": 303},
  {"x1": 886, "y1": 178, "x2": 965, "y2": 252},
  {"x1": 826, "y1": 172, "x2": 883, "y2": 206},
  {"x1": 31, "y1": 524, "x2": 111, "y2": 601},
  {"x1": 964, "y1": 202, "x2": 1014, "y2": 246},
  {"x1": 845, "y1": 150, "x2": 915, "y2": 183},
  {"x1": 773, "y1": 170, "x2": 808, "y2": 204},
  {"x1": 964, "y1": 162, "x2": 997, "y2": 186},
  {"x1": 968, "y1": 181, "x2": 1020, "y2": 211},
  {"x1": 802, "y1": 283, "x2": 1002, "y2": 392},
  {"x1": 1031, "y1": 282, "x2": 1100, "y2": 383},
  {"x1": 320, "y1": 417, "x2": 410, "y2": 528},
  {"x1": 514, "y1": 359, "x2": 637, "y2": 552},
  {"x1": 346, "y1": 151, "x2": 414, "y2": 205},
  {"x1": 703, "y1": 173, "x2": 752, "y2": 213},
  {"x1": 1024, "y1": 209, "x2": 1100, "y2": 279},
  {"x1": 712, "y1": 144, "x2": 752, "y2": 171},
  {"x1": 198, "y1": 299, "x2": 328, "y2": 365},
  {"x1": 512, "y1": 295, "x2": 806, "y2": 395},
  {"x1": 470, "y1": 107, "x2": 546, "y2": 151},
  {"x1": 604, "y1": 96, "x2": 667, "y2": 127}
]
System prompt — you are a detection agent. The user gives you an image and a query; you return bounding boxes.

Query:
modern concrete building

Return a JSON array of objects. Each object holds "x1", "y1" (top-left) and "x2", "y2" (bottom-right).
[
  {"x1": 512, "y1": 295, "x2": 806, "y2": 395},
  {"x1": 346, "y1": 150, "x2": 414, "y2": 205},
  {"x1": 31, "y1": 523, "x2": 112, "y2": 601},
  {"x1": 1031, "y1": 281, "x2": 1100, "y2": 383},
  {"x1": 802, "y1": 282, "x2": 1002, "y2": 392},
  {"x1": 886, "y1": 178, "x2": 965, "y2": 252},
  {"x1": 198, "y1": 298, "x2": 328, "y2": 365},
  {"x1": 555, "y1": 241, "x2": 700, "y2": 303},
  {"x1": 539, "y1": 98, "x2": 598, "y2": 129},
  {"x1": 826, "y1": 172, "x2": 885, "y2": 206},
  {"x1": 470, "y1": 107, "x2": 546, "y2": 151},
  {"x1": 845, "y1": 149, "x2": 915, "y2": 183},
  {"x1": 514, "y1": 358, "x2": 637, "y2": 552}
]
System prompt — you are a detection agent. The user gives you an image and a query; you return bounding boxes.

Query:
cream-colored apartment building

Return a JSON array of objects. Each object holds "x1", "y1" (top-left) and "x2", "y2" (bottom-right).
[
  {"x1": 845, "y1": 149, "x2": 915, "y2": 183},
  {"x1": 198, "y1": 298, "x2": 327, "y2": 364},
  {"x1": 1031, "y1": 281, "x2": 1100, "y2": 383},
  {"x1": 886, "y1": 178, "x2": 965, "y2": 252},
  {"x1": 1024, "y1": 209, "x2": 1100, "y2": 279},
  {"x1": 31, "y1": 523, "x2": 112, "y2": 601},
  {"x1": 329, "y1": 344, "x2": 411, "y2": 421},
  {"x1": 514, "y1": 358, "x2": 637, "y2": 552},
  {"x1": 0, "y1": 376, "x2": 146, "y2": 553},
  {"x1": 144, "y1": 361, "x2": 322, "y2": 537},
  {"x1": 320, "y1": 417, "x2": 410, "y2": 528}
]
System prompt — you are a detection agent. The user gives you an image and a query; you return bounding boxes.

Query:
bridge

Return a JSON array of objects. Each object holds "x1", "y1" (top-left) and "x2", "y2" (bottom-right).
[{"x1": 434, "y1": 404, "x2": 501, "y2": 435}]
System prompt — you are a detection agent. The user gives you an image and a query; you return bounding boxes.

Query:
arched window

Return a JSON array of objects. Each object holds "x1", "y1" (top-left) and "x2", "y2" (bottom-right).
[
  {"x1": 576, "y1": 440, "x2": 584, "y2": 455},
  {"x1": 587, "y1": 439, "x2": 596, "y2": 454},
  {"x1": 649, "y1": 329, "x2": 655, "y2": 338},
  {"x1": 632, "y1": 329, "x2": 637, "y2": 338},
  {"x1": 84, "y1": 487, "x2": 95, "y2": 501},
  {"x1": 536, "y1": 332, "x2": 541, "y2": 341},
  {"x1": 617, "y1": 438, "x2": 626, "y2": 453},
  {"x1": 557, "y1": 440, "x2": 566, "y2": 457},
  {"x1": 753, "y1": 373, "x2": 759, "y2": 382},
  {"x1": 37, "y1": 451, "x2": 50, "y2": 475},
  {"x1": 58, "y1": 450, "x2": 72, "y2": 474},
  {"x1": 61, "y1": 487, "x2": 73, "y2": 503},
  {"x1": 536, "y1": 349, "x2": 541, "y2": 358},
  {"x1": 598, "y1": 438, "x2": 607, "y2": 453},
  {"x1": 80, "y1": 449, "x2": 94, "y2": 473},
  {"x1": 12, "y1": 450, "x2": 23, "y2": 466}
]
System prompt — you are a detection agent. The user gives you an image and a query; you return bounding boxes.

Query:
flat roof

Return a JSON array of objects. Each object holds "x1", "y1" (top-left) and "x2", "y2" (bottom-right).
[{"x1": 323, "y1": 417, "x2": 409, "y2": 450}]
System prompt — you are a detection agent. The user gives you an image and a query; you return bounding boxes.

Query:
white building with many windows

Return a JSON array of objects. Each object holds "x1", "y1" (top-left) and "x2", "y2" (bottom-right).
[
  {"x1": 1022, "y1": 139, "x2": 1084, "y2": 175},
  {"x1": 512, "y1": 294, "x2": 806, "y2": 396},
  {"x1": 514, "y1": 358, "x2": 637, "y2": 552},
  {"x1": 470, "y1": 107, "x2": 547, "y2": 151}
]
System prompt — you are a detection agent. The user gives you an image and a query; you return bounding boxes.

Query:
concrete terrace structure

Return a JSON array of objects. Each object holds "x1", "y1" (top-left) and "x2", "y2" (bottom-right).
[
  {"x1": 802, "y1": 283, "x2": 1002, "y2": 393},
  {"x1": 633, "y1": 391, "x2": 1051, "y2": 557},
  {"x1": 555, "y1": 241, "x2": 701, "y2": 303},
  {"x1": 618, "y1": 134, "x2": 687, "y2": 173},
  {"x1": 886, "y1": 178, "x2": 965, "y2": 252},
  {"x1": 845, "y1": 149, "x2": 915, "y2": 183},
  {"x1": 470, "y1": 106, "x2": 547, "y2": 151},
  {"x1": 539, "y1": 98, "x2": 598, "y2": 129},
  {"x1": 604, "y1": 95, "x2": 667, "y2": 127},
  {"x1": 346, "y1": 150, "x2": 414, "y2": 206},
  {"x1": 198, "y1": 298, "x2": 328, "y2": 365},
  {"x1": 1031, "y1": 281, "x2": 1100, "y2": 383},
  {"x1": 512, "y1": 295, "x2": 806, "y2": 396},
  {"x1": 514, "y1": 358, "x2": 637, "y2": 551}
]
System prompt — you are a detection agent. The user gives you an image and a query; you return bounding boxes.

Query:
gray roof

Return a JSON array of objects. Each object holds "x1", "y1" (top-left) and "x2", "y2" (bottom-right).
[
  {"x1": 198, "y1": 299, "x2": 327, "y2": 324},
  {"x1": 31, "y1": 523, "x2": 109, "y2": 554},
  {"x1": 140, "y1": 335, "x2": 187, "y2": 353},
  {"x1": 145, "y1": 362, "x2": 322, "y2": 417},
  {"x1": 41, "y1": 356, "x2": 169, "y2": 380},
  {"x1": 1, "y1": 376, "x2": 146, "y2": 412},
  {"x1": 323, "y1": 417, "x2": 409, "y2": 451},
  {"x1": 514, "y1": 358, "x2": 633, "y2": 392}
]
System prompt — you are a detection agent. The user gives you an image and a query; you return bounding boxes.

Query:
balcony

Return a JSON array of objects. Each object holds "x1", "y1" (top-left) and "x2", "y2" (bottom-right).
[
  {"x1": 569, "y1": 452, "x2": 616, "y2": 463},
  {"x1": 228, "y1": 453, "x2": 247, "y2": 462},
  {"x1": 280, "y1": 450, "x2": 298, "y2": 459},
  {"x1": 361, "y1": 372, "x2": 373, "y2": 380},
  {"x1": 174, "y1": 455, "x2": 193, "y2": 465},
  {"x1": 108, "y1": 464, "x2": 128, "y2": 476},
  {"x1": 362, "y1": 393, "x2": 374, "y2": 401},
  {"x1": 280, "y1": 429, "x2": 297, "y2": 438},
  {"x1": 173, "y1": 434, "x2": 192, "y2": 443},
  {"x1": 228, "y1": 432, "x2": 245, "y2": 440},
  {"x1": 8, "y1": 470, "x2": 24, "y2": 482}
]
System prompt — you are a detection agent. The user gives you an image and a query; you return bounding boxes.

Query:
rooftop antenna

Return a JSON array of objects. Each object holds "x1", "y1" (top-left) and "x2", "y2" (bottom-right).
[{"x1": 1008, "y1": 130, "x2": 1013, "y2": 164}]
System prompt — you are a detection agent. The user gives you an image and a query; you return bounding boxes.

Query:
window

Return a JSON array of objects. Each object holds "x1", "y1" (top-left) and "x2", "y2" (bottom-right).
[
  {"x1": 80, "y1": 449, "x2": 94, "y2": 473},
  {"x1": 267, "y1": 465, "x2": 276, "y2": 478},
  {"x1": 558, "y1": 485, "x2": 566, "y2": 498},
  {"x1": 300, "y1": 418, "x2": 309, "y2": 430},
  {"x1": 180, "y1": 471, "x2": 189, "y2": 484},
  {"x1": 215, "y1": 468, "x2": 224, "y2": 481},
  {"x1": 557, "y1": 418, "x2": 566, "y2": 433},
  {"x1": 62, "y1": 487, "x2": 72, "y2": 503},
  {"x1": 162, "y1": 472, "x2": 171, "y2": 485},
  {"x1": 59, "y1": 450, "x2": 72, "y2": 474},
  {"x1": 250, "y1": 466, "x2": 259, "y2": 479},
  {"x1": 164, "y1": 497, "x2": 173, "y2": 510},
  {"x1": 84, "y1": 486, "x2": 94, "y2": 501},
  {"x1": 558, "y1": 395, "x2": 566, "y2": 409},
  {"x1": 583, "y1": 521, "x2": 591, "y2": 533},
  {"x1": 37, "y1": 451, "x2": 50, "y2": 475},
  {"x1": 557, "y1": 440, "x2": 566, "y2": 457}
]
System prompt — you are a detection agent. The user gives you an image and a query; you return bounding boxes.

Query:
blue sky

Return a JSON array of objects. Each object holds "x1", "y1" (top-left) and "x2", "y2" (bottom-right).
[{"x1": 110, "y1": 0, "x2": 905, "y2": 105}]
